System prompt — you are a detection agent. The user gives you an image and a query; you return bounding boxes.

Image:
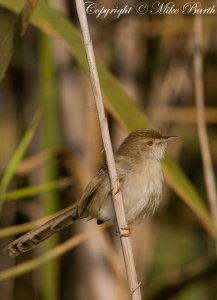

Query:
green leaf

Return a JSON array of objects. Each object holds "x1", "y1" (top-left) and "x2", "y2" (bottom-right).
[
  {"x1": 19, "y1": 0, "x2": 39, "y2": 36},
  {"x1": 0, "y1": 109, "x2": 41, "y2": 211},
  {"x1": 5, "y1": 177, "x2": 73, "y2": 201},
  {"x1": 0, "y1": 0, "x2": 38, "y2": 81},
  {"x1": 0, "y1": 0, "x2": 216, "y2": 239}
]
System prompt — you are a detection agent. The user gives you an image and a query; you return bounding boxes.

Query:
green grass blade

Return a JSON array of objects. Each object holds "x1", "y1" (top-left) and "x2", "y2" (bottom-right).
[
  {"x1": 5, "y1": 177, "x2": 73, "y2": 201},
  {"x1": 0, "y1": 109, "x2": 41, "y2": 211},
  {"x1": 0, "y1": 0, "x2": 216, "y2": 238}
]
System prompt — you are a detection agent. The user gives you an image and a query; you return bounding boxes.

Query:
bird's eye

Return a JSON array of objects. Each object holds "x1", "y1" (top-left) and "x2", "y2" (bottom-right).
[{"x1": 147, "y1": 140, "x2": 153, "y2": 146}]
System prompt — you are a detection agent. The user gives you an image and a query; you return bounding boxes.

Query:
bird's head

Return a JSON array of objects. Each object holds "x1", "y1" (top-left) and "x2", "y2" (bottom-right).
[{"x1": 117, "y1": 128, "x2": 178, "y2": 160}]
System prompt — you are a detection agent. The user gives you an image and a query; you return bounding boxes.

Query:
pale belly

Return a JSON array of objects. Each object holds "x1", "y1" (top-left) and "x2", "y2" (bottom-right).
[{"x1": 98, "y1": 160, "x2": 163, "y2": 224}]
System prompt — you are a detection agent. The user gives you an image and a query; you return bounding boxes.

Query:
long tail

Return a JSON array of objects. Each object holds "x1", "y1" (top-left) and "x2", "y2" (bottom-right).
[{"x1": 5, "y1": 205, "x2": 78, "y2": 257}]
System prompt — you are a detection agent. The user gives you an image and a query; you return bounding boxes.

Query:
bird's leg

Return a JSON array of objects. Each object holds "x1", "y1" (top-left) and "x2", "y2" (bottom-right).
[{"x1": 120, "y1": 227, "x2": 132, "y2": 237}]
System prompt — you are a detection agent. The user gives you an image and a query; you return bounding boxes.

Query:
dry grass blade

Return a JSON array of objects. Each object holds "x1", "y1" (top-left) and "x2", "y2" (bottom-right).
[
  {"x1": 193, "y1": 15, "x2": 217, "y2": 225},
  {"x1": 0, "y1": 216, "x2": 51, "y2": 238},
  {"x1": 0, "y1": 224, "x2": 107, "y2": 281},
  {"x1": 0, "y1": 203, "x2": 77, "y2": 238},
  {"x1": 16, "y1": 147, "x2": 63, "y2": 175},
  {"x1": 156, "y1": 107, "x2": 217, "y2": 124},
  {"x1": 75, "y1": 1, "x2": 141, "y2": 298}
]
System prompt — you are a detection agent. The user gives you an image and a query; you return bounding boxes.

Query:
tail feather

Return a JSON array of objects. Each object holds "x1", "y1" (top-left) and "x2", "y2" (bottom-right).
[{"x1": 5, "y1": 205, "x2": 78, "y2": 257}]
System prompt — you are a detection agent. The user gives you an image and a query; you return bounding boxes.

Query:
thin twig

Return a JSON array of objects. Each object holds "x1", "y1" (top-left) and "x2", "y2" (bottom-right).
[
  {"x1": 75, "y1": 1, "x2": 141, "y2": 299},
  {"x1": 193, "y1": 16, "x2": 217, "y2": 227}
]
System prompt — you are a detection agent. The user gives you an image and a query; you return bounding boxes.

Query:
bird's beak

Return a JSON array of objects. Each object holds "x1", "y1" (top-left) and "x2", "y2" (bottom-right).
[{"x1": 163, "y1": 136, "x2": 179, "y2": 143}]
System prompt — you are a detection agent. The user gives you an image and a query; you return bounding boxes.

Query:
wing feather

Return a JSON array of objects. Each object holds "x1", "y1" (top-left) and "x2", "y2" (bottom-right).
[{"x1": 77, "y1": 166, "x2": 107, "y2": 216}]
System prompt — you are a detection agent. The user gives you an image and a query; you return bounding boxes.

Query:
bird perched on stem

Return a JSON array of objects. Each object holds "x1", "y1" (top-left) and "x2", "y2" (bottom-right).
[{"x1": 5, "y1": 128, "x2": 177, "y2": 257}]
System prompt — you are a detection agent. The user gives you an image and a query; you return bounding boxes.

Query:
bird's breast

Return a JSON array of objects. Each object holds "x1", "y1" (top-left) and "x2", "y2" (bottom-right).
[
  {"x1": 96, "y1": 159, "x2": 163, "y2": 224},
  {"x1": 122, "y1": 159, "x2": 163, "y2": 223}
]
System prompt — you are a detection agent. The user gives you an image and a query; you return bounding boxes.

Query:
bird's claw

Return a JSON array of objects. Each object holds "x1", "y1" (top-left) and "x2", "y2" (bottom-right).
[{"x1": 116, "y1": 227, "x2": 132, "y2": 237}]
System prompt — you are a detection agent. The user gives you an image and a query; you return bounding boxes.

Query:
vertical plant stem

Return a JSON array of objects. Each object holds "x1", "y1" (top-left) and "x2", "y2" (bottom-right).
[
  {"x1": 75, "y1": 1, "x2": 142, "y2": 299},
  {"x1": 39, "y1": 33, "x2": 59, "y2": 300},
  {"x1": 193, "y1": 16, "x2": 217, "y2": 226}
]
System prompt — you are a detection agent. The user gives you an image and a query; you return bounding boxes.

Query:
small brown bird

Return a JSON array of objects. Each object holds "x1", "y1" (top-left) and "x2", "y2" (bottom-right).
[{"x1": 5, "y1": 129, "x2": 177, "y2": 257}]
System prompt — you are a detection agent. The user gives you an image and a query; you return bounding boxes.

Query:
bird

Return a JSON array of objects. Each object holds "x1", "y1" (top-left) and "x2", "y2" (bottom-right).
[{"x1": 5, "y1": 128, "x2": 177, "y2": 257}]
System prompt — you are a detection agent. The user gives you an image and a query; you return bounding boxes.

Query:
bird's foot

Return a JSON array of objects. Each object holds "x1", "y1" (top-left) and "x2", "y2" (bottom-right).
[{"x1": 116, "y1": 227, "x2": 132, "y2": 237}]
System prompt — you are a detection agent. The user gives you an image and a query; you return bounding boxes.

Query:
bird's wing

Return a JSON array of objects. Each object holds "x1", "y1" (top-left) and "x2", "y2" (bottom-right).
[
  {"x1": 77, "y1": 156, "x2": 127, "y2": 217},
  {"x1": 77, "y1": 166, "x2": 107, "y2": 217}
]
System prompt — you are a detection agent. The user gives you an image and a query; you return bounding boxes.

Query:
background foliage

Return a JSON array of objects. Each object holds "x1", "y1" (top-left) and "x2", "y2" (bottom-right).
[{"x1": 0, "y1": 1, "x2": 217, "y2": 300}]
